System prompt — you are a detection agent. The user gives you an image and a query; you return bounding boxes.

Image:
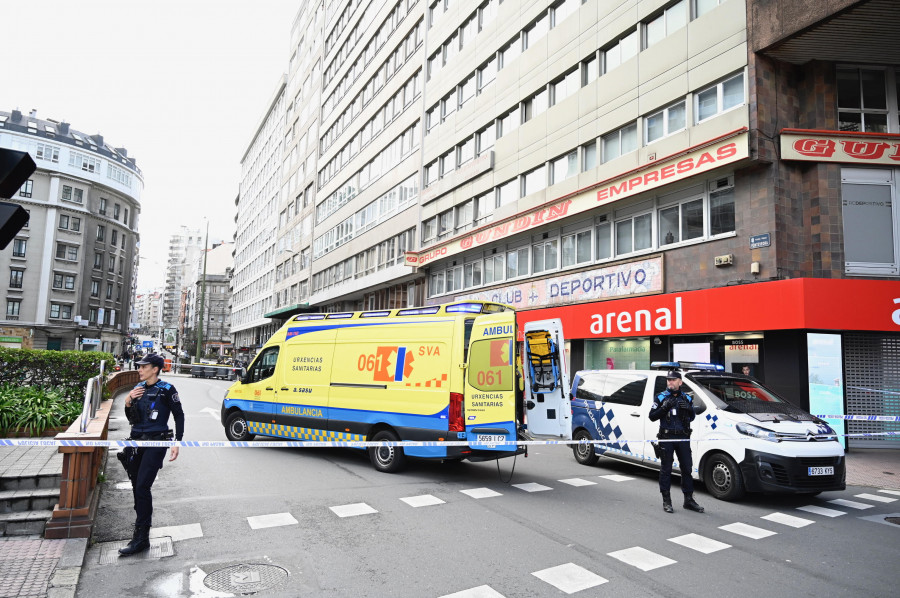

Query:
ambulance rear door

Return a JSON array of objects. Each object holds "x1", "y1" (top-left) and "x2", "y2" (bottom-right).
[
  {"x1": 522, "y1": 319, "x2": 571, "y2": 439},
  {"x1": 463, "y1": 313, "x2": 518, "y2": 452}
]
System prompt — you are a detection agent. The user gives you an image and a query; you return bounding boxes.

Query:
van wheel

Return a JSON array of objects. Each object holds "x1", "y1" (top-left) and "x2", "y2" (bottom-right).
[
  {"x1": 572, "y1": 429, "x2": 599, "y2": 466},
  {"x1": 369, "y1": 430, "x2": 406, "y2": 473},
  {"x1": 704, "y1": 453, "x2": 744, "y2": 501},
  {"x1": 225, "y1": 412, "x2": 255, "y2": 442}
]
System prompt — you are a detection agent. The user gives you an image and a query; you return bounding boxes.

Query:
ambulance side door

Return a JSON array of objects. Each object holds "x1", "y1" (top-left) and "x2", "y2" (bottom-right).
[
  {"x1": 463, "y1": 314, "x2": 517, "y2": 452},
  {"x1": 522, "y1": 319, "x2": 572, "y2": 439},
  {"x1": 241, "y1": 345, "x2": 282, "y2": 429}
]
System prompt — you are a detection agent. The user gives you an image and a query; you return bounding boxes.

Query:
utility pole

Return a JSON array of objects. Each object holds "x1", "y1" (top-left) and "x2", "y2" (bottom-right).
[{"x1": 195, "y1": 221, "x2": 209, "y2": 363}]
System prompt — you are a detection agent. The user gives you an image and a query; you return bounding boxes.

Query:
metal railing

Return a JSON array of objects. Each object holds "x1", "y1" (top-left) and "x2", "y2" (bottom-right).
[{"x1": 79, "y1": 360, "x2": 105, "y2": 433}]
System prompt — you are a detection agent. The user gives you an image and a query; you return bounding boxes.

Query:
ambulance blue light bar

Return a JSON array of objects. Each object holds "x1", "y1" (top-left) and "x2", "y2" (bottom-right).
[
  {"x1": 291, "y1": 314, "x2": 326, "y2": 321},
  {"x1": 397, "y1": 306, "x2": 440, "y2": 316},
  {"x1": 361, "y1": 310, "x2": 391, "y2": 318},
  {"x1": 326, "y1": 313, "x2": 353, "y2": 319},
  {"x1": 445, "y1": 302, "x2": 484, "y2": 313}
]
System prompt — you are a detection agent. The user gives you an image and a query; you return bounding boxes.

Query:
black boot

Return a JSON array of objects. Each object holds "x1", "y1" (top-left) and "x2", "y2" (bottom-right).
[
  {"x1": 118, "y1": 525, "x2": 151, "y2": 556},
  {"x1": 662, "y1": 492, "x2": 674, "y2": 513},
  {"x1": 683, "y1": 493, "x2": 705, "y2": 513}
]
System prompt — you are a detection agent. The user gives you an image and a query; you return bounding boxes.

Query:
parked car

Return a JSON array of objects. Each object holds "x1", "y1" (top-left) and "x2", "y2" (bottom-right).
[{"x1": 569, "y1": 362, "x2": 845, "y2": 500}]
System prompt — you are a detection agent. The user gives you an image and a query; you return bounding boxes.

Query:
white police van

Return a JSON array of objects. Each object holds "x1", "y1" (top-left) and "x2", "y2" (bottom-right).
[{"x1": 569, "y1": 362, "x2": 845, "y2": 500}]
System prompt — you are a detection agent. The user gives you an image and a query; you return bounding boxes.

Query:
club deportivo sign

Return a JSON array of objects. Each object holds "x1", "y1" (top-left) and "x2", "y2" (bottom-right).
[
  {"x1": 781, "y1": 129, "x2": 900, "y2": 165},
  {"x1": 405, "y1": 129, "x2": 749, "y2": 268}
]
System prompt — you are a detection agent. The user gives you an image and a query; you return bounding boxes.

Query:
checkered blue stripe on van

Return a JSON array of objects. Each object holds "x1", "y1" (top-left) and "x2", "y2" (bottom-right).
[
  {"x1": 248, "y1": 422, "x2": 365, "y2": 442},
  {"x1": 592, "y1": 406, "x2": 632, "y2": 455}
]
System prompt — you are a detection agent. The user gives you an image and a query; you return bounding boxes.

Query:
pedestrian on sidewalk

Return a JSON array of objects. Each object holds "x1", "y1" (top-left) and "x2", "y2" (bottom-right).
[
  {"x1": 119, "y1": 354, "x2": 185, "y2": 556},
  {"x1": 649, "y1": 370, "x2": 704, "y2": 514}
]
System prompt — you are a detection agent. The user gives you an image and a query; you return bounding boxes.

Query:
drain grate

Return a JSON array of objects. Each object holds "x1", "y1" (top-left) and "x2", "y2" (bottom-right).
[{"x1": 204, "y1": 563, "x2": 289, "y2": 595}]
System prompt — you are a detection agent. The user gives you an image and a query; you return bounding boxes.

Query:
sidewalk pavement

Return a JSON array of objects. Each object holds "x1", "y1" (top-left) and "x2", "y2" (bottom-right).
[{"x1": 0, "y1": 438, "x2": 897, "y2": 597}]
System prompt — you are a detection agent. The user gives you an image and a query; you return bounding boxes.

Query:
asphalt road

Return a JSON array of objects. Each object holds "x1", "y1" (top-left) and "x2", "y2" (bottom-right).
[{"x1": 79, "y1": 376, "x2": 900, "y2": 598}]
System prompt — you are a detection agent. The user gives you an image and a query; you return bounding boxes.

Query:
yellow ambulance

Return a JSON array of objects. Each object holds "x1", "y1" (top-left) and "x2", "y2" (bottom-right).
[{"x1": 220, "y1": 301, "x2": 571, "y2": 472}]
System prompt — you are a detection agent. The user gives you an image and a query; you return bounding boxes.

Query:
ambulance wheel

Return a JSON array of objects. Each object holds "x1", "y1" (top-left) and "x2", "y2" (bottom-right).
[
  {"x1": 225, "y1": 412, "x2": 255, "y2": 442},
  {"x1": 704, "y1": 453, "x2": 744, "y2": 501},
  {"x1": 572, "y1": 429, "x2": 599, "y2": 466},
  {"x1": 369, "y1": 430, "x2": 406, "y2": 473}
]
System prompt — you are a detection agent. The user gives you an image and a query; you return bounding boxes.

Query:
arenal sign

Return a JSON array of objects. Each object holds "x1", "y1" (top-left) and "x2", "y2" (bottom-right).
[
  {"x1": 405, "y1": 129, "x2": 749, "y2": 268},
  {"x1": 781, "y1": 129, "x2": 900, "y2": 165},
  {"x1": 515, "y1": 278, "x2": 900, "y2": 340}
]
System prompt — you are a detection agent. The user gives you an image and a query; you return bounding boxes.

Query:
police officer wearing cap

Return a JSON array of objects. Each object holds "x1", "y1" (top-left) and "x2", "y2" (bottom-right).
[
  {"x1": 649, "y1": 370, "x2": 704, "y2": 514},
  {"x1": 119, "y1": 354, "x2": 185, "y2": 556}
]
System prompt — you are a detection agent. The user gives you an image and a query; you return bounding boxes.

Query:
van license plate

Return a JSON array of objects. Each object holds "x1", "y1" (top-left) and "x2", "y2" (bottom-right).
[
  {"x1": 476, "y1": 434, "x2": 506, "y2": 445},
  {"x1": 808, "y1": 466, "x2": 834, "y2": 476}
]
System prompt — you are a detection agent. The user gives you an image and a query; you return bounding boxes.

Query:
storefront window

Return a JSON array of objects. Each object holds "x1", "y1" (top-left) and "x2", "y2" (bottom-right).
[
  {"x1": 842, "y1": 168, "x2": 898, "y2": 275},
  {"x1": 584, "y1": 339, "x2": 650, "y2": 370}
]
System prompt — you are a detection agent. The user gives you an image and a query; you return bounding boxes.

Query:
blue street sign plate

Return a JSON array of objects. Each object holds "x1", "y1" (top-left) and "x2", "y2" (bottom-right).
[{"x1": 750, "y1": 233, "x2": 771, "y2": 249}]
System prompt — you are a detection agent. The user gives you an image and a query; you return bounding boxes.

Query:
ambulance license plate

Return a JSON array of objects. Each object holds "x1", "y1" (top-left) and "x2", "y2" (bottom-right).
[
  {"x1": 808, "y1": 466, "x2": 834, "y2": 476},
  {"x1": 476, "y1": 434, "x2": 506, "y2": 445}
]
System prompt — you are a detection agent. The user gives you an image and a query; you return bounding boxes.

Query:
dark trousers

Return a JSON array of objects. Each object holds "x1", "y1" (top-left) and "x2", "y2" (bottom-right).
[
  {"x1": 131, "y1": 447, "x2": 166, "y2": 527},
  {"x1": 658, "y1": 437, "x2": 694, "y2": 494}
]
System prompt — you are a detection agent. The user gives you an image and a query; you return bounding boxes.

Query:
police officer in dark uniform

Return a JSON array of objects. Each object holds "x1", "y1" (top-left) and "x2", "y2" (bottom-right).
[
  {"x1": 649, "y1": 370, "x2": 704, "y2": 514},
  {"x1": 119, "y1": 354, "x2": 185, "y2": 556}
]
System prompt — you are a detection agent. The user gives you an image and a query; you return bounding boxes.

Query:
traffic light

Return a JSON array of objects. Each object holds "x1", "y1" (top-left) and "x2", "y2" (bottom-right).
[{"x1": 0, "y1": 149, "x2": 36, "y2": 250}]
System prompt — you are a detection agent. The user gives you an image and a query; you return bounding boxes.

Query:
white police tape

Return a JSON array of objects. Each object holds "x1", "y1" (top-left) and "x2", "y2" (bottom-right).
[
  {"x1": 814, "y1": 414, "x2": 900, "y2": 422},
  {"x1": 2, "y1": 430, "x2": 898, "y2": 449}
]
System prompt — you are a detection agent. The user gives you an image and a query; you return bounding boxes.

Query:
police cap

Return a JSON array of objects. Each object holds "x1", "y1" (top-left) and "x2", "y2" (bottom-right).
[
  {"x1": 665, "y1": 370, "x2": 682, "y2": 380},
  {"x1": 136, "y1": 354, "x2": 165, "y2": 370}
]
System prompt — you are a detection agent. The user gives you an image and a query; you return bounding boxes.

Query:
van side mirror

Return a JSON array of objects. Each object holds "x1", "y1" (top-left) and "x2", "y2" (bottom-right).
[{"x1": 241, "y1": 372, "x2": 251, "y2": 384}]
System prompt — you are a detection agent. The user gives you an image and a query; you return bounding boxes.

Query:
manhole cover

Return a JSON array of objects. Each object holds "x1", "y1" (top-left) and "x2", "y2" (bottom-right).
[{"x1": 204, "y1": 564, "x2": 289, "y2": 595}]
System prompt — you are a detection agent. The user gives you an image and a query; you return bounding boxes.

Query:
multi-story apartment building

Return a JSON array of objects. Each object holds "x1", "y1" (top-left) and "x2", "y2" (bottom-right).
[
  {"x1": 180, "y1": 242, "x2": 234, "y2": 358},
  {"x1": 162, "y1": 226, "x2": 204, "y2": 329},
  {"x1": 135, "y1": 289, "x2": 163, "y2": 337},
  {"x1": 238, "y1": 0, "x2": 899, "y2": 447},
  {"x1": 0, "y1": 109, "x2": 142, "y2": 353},
  {"x1": 233, "y1": 79, "x2": 289, "y2": 354}
]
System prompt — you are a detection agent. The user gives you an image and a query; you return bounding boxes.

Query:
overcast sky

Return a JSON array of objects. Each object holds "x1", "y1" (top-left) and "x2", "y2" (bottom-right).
[{"x1": 1, "y1": 0, "x2": 300, "y2": 291}]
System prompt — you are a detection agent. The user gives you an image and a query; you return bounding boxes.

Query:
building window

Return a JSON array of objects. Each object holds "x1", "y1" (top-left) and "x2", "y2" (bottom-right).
[
  {"x1": 522, "y1": 164, "x2": 547, "y2": 196},
  {"x1": 693, "y1": 0, "x2": 725, "y2": 19},
  {"x1": 464, "y1": 260, "x2": 482, "y2": 287},
  {"x1": 99, "y1": 198, "x2": 107, "y2": 215},
  {"x1": 582, "y1": 54, "x2": 599, "y2": 86},
  {"x1": 114, "y1": 203, "x2": 120, "y2": 220},
  {"x1": 105, "y1": 284, "x2": 113, "y2": 300},
  {"x1": 506, "y1": 247, "x2": 529, "y2": 278},
  {"x1": 644, "y1": 1, "x2": 687, "y2": 49},
  {"x1": 597, "y1": 221, "x2": 612, "y2": 260},
  {"x1": 440, "y1": 150, "x2": 456, "y2": 176},
  {"x1": 709, "y1": 182, "x2": 736, "y2": 236},
  {"x1": 111, "y1": 230, "x2": 118, "y2": 246},
  {"x1": 475, "y1": 191, "x2": 494, "y2": 223},
  {"x1": 551, "y1": 151, "x2": 578, "y2": 184},
  {"x1": 108, "y1": 256, "x2": 115, "y2": 272},
  {"x1": 6, "y1": 300, "x2": 21, "y2": 317},
  {"x1": 69, "y1": 151, "x2": 100, "y2": 173},
  {"x1": 459, "y1": 75, "x2": 476, "y2": 108},
  {"x1": 93, "y1": 252, "x2": 103, "y2": 269},
  {"x1": 36, "y1": 143, "x2": 59, "y2": 163},
  {"x1": 499, "y1": 105, "x2": 521, "y2": 137},
  {"x1": 438, "y1": 210, "x2": 454, "y2": 239},
  {"x1": 458, "y1": 136, "x2": 475, "y2": 165},
  {"x1": 658, "y1": 197, "x2": 704, "y2": 246},
  {"x1": 646, "y1": 100, "x2": 686, "y2": 144},
  {"x1": 9, "y1": 269, "x2": 23, "y2": 288},
  {"x1": 523, "y1": 11, "x2": 549, "y2": 49},
  {"x1": 52, "y1": 274, "x2": 76, "y2": 290},
  {"x1": 478, "y1": 56, "x2": 497, "y2": 91},
  {"x1": 49, "y1": 303, "x2": 72, "y2": 319},
  {"x1": 456, "y1": 199, "x2": 474, "y2": 232},
  {"x1": 56, "y1": 244, "x2": 78, "y2": 261},
  {"x1": 18, "y1": 180, "x2": 32, "y2": 198},
  {"x1": 91, "y1": 280, "x2": 100, "y2": 297},
  {"x1": 695, "y1": 72, "x2": 745, "y2": 123},
  {"x1": 551, "y1": 69, "x2": 580, "y2": 106},
  {"x1": 837, "y1": 67, "x2": 891, "y2": 133},
  {"x1": 484, "y1": 253, "x2": 505, "y2": 284},
  {"x1": 499, "y1": 35, "x2": 522, "y2": 68},
  {"x1": 616, "y1": 213, "x2": 653, "y2": 255},
  {"x1": 532, "y1": 239, "x2": 558, "y2": 273},
  {"x1": 583, "y1": 141, "x2": 597, "y2": 171},
  {"x1": 562, "y1": 230, "x2": 592, "y2": 267},
  {"x1": 477, "y1": 123, "x2": 496, "y2": 154},
  {"x1": 96, "y1": 225, "x2": 106, "y2": 242},
  {"x1": 552, "y1": 0, "x2": 580, "y2": 26},
  {"x1": 497, "y1": 178, "x2": 518, "y2": 206},
  {"x1": 61, "y1": 185, "x2": 72, "y2": 201},
  {"x1": 602, "y1": 123, "x2": 638, "y2": 163},
  {"x1": 603, "y1": 30, "x2": 638, "y2": 74},
  {"x1": 88, "y1": 308, "x2": 97, "y2": 324},
  {"x1": 523, "y1": 88, "x2": 549, "y2": 121},
  {"x1": 841, "y1": 167, "x2": 898, "y2": 275}
]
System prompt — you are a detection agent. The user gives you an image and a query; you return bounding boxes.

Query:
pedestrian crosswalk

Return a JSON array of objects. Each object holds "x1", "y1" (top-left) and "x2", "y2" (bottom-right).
[{"x1": 127, "y1": 471, "x2": 899, "y2": 597}]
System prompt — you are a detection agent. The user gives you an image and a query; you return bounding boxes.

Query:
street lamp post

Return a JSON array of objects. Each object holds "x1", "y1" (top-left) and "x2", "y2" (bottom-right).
[{"x1": 195, "y1": 221, "x2": 209, "y2": 363}]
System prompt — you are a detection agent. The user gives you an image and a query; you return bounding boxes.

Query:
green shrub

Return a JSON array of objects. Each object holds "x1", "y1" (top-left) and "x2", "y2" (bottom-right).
[
  {"x1": 0, "y1": 348, "x2": 113, "y2": 403},
  {"x1": 0, "y1": 384, "x2": 83, "y2": 436}
]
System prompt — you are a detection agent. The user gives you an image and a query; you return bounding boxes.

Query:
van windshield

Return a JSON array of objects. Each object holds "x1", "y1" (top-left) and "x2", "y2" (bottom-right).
[{"x1": 690, "y1": 375, "x2": 817, "y2": 422}]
